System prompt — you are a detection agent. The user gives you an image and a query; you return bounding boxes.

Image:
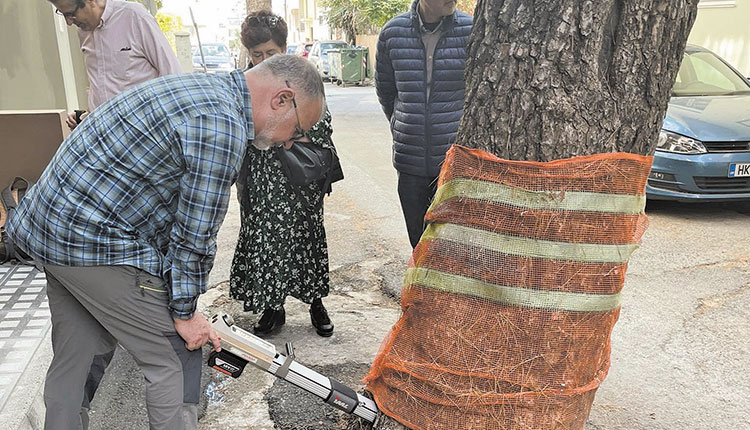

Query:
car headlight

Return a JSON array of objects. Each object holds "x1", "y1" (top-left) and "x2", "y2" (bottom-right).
[{"x1": 656, "y1": 130, "x2": 707, "y2": 154}]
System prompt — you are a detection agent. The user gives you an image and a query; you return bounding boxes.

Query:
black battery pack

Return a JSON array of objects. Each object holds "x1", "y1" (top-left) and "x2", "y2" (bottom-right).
[
  {"x1": 208, "y1": 349, "x2": 248, "y2": 378},
  {"x1": 325, "y1": 378, "x2": 358, "y2": 413}
]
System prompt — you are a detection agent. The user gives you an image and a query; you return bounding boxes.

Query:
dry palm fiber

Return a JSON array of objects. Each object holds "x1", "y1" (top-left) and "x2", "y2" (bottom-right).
[{"x1": 365, "y1": 145, "x2": 652, "y2": 429}]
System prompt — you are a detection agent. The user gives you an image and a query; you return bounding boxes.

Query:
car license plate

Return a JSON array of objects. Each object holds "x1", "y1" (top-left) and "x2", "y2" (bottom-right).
[{"x1": 728, "y1": 163, "x2": 750, "y2": 177}]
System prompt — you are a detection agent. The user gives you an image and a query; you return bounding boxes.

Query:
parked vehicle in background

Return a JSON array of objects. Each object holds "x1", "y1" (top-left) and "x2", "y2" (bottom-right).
[
  {"x1": 286, "y1": 44, "x2": 298, "y2": 55},
  {"x1": 647, "y1": 45, "x2": 750, "y2": 203},
  {"x1": 192, "y1": 43, "x2": 235, "y2": 73},
  {"x1": 295, "y1": 43, "x2": 313, "y2": 59},
  {"x1": 308, "y1": 41, "x2": 349, "y2": 79}
]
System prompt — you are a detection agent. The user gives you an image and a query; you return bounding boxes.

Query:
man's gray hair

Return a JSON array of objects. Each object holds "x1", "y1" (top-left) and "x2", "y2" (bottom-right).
[{"x1": 255, "y1": 54, "x2": 326, "y2": 106}]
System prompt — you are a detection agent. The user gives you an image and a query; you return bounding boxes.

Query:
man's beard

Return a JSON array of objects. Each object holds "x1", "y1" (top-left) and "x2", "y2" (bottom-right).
[
  {"x1": 251, "y1": 132, "x2": 274, "y2": 150},
  {"x1": 251, "y1": 112, "x2": 284, "y2": 151}
]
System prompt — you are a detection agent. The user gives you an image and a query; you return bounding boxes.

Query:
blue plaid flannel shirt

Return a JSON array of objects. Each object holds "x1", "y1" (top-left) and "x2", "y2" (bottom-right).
[{"x1": 7, "y1": 70, "x2": 254, "y2": 319}]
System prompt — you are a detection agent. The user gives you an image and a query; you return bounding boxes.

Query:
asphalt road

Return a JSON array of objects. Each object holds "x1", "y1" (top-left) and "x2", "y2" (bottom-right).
[
  {"x1": 87, "y1": 83, "x2": 750, "y2": 430},
  {"x1": 589, "y1": 199, "x2": 750, "y2": 430}
]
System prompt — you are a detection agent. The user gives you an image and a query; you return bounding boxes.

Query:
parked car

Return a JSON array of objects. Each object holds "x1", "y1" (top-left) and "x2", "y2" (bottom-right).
[
  {"x1": 308, "y1": 41, "x2": 349, "y2": 79},
  {"x1": 294, "y1": 43, "x2": 313, "y2": 59},
  {"x1": 192, "y1": 43, "x2": 235, "y2": 73},
  {"x1": 647, "y1": 45, "x2": 750, "y2": 202},
  {"x1": 286, "y1": 44, "x2": 298, "y2": 55}
]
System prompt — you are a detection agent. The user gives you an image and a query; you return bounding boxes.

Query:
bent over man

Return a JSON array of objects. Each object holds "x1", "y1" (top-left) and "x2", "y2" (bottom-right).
[{"x1": 6, "y1": 55, "x2": 324, "y2": 430}]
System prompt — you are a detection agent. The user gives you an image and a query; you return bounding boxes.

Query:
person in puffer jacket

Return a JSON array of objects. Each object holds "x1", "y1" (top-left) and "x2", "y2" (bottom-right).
[{"x1": 376, "y1": 0, "x2": 473, "y2": 248}]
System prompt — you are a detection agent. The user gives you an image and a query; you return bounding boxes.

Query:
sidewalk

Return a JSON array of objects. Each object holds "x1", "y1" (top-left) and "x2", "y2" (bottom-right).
[{"x1": 0, "y1": 264, "x2": 52, "y2": 430}]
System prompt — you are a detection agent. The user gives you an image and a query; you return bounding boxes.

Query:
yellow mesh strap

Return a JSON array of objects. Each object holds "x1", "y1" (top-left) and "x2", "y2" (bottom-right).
[
  {"x1": 429, "y1": 178, "x2": 647, "y2": 214},
  {"x1": 422, "y1": 223, "x2": 639, "y2": 263},
  {"x1": 405, "y1": 267, "x2": 622, "y2": 312}
]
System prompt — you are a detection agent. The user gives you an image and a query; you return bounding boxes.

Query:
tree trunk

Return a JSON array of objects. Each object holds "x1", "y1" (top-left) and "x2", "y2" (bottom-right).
[
  {"x1": 362, "y1": 1, "x2": 698, "y2": 430},
  {"x1": 456, "y1": 0, "x2": 699, "y2": 160},
  {"x1": 245, "y1": 0, "x2": 272, "y2": 12},
  {"x1": 345, "y1": 23, "x2": 357, "y2": 46}
]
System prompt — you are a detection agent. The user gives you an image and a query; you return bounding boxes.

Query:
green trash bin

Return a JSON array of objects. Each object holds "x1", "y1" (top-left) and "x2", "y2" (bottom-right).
[{"x1": 336, "y1": 47, "x2": 369, "y2": 86}]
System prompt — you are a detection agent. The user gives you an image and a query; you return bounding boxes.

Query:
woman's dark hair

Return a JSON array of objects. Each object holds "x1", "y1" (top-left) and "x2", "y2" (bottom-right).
[{"x1": 240, "y1": 10, "x2": 288, "y2": 50}]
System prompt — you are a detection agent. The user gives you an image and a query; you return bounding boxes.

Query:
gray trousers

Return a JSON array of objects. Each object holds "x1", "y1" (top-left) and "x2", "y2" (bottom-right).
[{"x1": 43, "y1": 265, "x2": 201, "y2": 430}]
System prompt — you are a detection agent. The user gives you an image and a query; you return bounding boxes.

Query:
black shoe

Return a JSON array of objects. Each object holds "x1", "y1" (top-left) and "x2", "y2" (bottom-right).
[
  {"x1": 310, "y1": 298, "x2": 333, "y2": 337},
  {"x1": 253, "y1": 307, "x2": 285, "y2": 336}
]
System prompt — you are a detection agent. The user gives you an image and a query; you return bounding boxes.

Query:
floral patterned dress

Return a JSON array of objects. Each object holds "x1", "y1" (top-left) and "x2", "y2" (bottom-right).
[{"x1": 229, "y1": 111, "x2": 333, "y2": 312}]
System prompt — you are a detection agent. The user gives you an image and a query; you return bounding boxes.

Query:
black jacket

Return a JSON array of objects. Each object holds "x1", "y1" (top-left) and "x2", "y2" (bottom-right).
[{"x1": 375, "y1": 1, "x2": 473, "y2": 177}]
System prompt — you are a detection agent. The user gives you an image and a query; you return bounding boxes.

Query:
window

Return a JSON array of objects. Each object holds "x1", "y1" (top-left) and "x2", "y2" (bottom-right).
[
  {"x1": 320, "y1": 43, "x2": 348, "y2": 53},
  {"x1": 195, "y1": 44, "x2": 230, "y2": 57},
  {"x1": 672, "y1": 51, "x2": 750, "y2": 96}
]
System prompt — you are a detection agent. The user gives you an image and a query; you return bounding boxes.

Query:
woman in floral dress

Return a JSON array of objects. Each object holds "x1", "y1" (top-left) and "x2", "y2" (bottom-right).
[{"x1": 230, "y1": 10, "x2": 334, "y2": 337}]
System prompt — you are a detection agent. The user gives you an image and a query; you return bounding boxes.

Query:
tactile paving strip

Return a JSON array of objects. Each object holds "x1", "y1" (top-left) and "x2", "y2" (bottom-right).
[{"x1": 0, "y1": 264, "x2": 50, "y2": 411}]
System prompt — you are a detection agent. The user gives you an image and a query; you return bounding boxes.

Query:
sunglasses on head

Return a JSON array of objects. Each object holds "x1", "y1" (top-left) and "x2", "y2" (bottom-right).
[{"x1": 251, "y1": 15, "x2": 281, "y2": 28}]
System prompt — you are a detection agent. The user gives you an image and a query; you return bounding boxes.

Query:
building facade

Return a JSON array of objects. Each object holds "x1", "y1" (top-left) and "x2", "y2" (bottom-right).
[{"x1": 688, "y1": 0, "x2": 750, "y2": 76}]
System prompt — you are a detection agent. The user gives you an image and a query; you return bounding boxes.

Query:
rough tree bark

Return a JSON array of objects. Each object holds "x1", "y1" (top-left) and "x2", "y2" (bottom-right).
[
  {"x1": 343, "y1": 21, "x2": 357, "y2": 46},
  {"x1": 354, "y1": 1, "x2": 699, "y2": 429},
  {"x1": 456, "y1": 0, "x2": 699, "y2": 160},
  {"x1": 245, "y1": 0, "x2": 272, "y2": 12}
]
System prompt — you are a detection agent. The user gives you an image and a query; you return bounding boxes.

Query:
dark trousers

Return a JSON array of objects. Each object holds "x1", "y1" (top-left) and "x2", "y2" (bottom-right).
[
  {"x1": 43, "y1": 265, "x2": 200, "y2": 430},
  {"x1": 82, "y1": 349, "x2": 115, "y2": 408},
  {"x1": 397, "y1": 172, "x2": 438, "y2": 248}
]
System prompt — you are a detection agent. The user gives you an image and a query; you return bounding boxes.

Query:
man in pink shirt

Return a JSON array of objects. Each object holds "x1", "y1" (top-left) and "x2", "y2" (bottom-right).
[{"x1": 50, "y1": 0, "x2": 182, "y2": 130}]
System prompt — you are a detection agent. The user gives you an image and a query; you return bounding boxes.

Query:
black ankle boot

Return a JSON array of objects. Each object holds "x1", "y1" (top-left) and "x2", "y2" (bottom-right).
[
  {"x1": 253, "y1": 306, "x2": 285, "y2": 336},
  {"x1": 309, "y1": 298, "x2": 333, "y2": 337}
]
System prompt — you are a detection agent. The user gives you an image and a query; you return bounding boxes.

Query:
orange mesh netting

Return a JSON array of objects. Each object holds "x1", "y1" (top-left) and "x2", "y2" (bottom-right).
[{"x1": 365, "y1": 145, "x2": 653, "y2": 429}]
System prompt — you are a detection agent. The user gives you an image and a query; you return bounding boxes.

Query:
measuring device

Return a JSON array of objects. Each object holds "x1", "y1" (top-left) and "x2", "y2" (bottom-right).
[{"x1": 207, "y1": 314, "x2": 378, "y2": 423}]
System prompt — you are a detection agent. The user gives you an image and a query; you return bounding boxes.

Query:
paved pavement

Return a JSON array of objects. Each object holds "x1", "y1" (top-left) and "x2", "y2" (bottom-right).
[{"x1": 0, "y1": 265, "x2": 51, "y2": 430}]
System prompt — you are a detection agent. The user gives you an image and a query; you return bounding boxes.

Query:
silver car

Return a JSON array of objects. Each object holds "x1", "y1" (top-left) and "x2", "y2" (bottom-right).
[
  {"x1": 308, "y1": 41, "x2": 349, "y2": 79},
  {"x1": 192, "y1": 43, "x2": 235, "y2": 73}
]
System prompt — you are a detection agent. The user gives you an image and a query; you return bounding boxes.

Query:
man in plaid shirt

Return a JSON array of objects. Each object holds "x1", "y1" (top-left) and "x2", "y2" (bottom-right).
[{"x1": 6, "y1": 54, "x2": 325, "y2": 430}]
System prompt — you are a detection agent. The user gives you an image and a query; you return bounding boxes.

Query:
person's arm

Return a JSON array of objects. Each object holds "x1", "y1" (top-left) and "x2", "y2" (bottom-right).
[
  {"x1": 66, "y1": 112, "x2": 79, "y2": 130},
  {"x1": 133, "y1": 6, "x2": 183, "y2": 75},
  {"x1": 168, "y1": 113, "x2": 245, "y2": 322},
  {"x1": 375, "y1": 29, "x2": 397, "y2": 121},
  {"x1": 64, "y1": 110, "x2": 89, "y2": 131}
]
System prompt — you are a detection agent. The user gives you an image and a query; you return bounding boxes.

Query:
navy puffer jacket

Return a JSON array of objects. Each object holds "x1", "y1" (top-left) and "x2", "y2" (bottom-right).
[{"x1": 375, "y1": 1, "x2": 473, "y2": 177}]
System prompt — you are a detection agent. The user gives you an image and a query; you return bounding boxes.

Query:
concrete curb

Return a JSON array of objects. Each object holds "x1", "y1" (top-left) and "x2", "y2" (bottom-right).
[{"x1": 3, "y1": 326, "x2": 50, "y2": 430}]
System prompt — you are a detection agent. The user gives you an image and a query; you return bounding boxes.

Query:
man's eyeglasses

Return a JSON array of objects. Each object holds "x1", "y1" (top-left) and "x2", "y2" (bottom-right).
[
  {"x1": 55, "y1": 4, "x2": 82, "y2": 19},
  {"x1": 285, "y1": 80, "x2": 305, "y2": 141}
]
